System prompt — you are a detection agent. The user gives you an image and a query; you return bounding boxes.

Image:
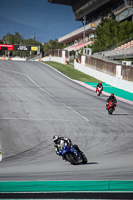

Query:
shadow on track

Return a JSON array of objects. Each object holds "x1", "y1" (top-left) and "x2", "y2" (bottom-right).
[
  {"x1": 86, "y1": 162, "x2": 98, "y2": 165},
  {"x1": 113, "y1": 113, "x2": 133, "y2": 116}
]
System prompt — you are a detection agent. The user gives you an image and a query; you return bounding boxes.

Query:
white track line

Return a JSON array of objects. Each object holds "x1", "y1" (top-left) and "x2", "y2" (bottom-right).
[
  {"x1": 0, "y1": 118, "x2": 77, "y2": 121},
  {"x1": 0, "y1": 67, "x2": 89, "y2": 122}
]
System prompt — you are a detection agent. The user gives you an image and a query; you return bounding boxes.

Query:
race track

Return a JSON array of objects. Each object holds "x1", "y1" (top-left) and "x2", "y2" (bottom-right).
[{"x1": 0, "y1": 60, "x2": 133, "y2": 181}]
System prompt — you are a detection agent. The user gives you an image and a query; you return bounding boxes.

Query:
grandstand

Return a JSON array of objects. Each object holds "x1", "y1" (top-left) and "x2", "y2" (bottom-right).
[
  {"x1": 48, "y1": 0, "x2": 133, "y2": 23},
  {"x1": 48, "y1": 0, "x2": 133, "y2": 60},
  {"x1": 100, "y1": 40, "x2": 133, "y2": 60}
]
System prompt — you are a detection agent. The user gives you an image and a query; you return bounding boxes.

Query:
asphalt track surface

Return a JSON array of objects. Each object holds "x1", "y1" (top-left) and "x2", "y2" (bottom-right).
[{"x1": 0, "y1": 60, "x2": 133, "y2": 181}]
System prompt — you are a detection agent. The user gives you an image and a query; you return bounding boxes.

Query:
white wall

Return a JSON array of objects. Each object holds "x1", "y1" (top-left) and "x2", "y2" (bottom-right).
[
  {"x1": 11, "y1": 57, "x2": 26, "y2": 61},
  {"x1": 74, "y1": 60, "x2": 133, "y2": 93},
  {"x1": 41, "y1": 56, "x2": 65, "y2": 64}
]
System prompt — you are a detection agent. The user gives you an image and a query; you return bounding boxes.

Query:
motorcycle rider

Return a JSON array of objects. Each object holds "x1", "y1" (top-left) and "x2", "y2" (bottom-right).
[
  {"x1": 53, "y1": 135, "x2": 84, "y2": 156},
  {"x1": 96, "y1": 82, "x2": 103, "y2": 92},
  {"x1": 106, "y1": 93, "x2": 117, "y2": 109}
]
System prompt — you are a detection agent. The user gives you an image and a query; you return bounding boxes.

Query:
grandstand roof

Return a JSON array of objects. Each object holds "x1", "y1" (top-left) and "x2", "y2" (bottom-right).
[
  {"x1": 48, "y1": 0, "x2": 120, "y2": 21},
  {"x1": 58, "y1": 23, "x2": 95, "y2": 43},
  {"x1": 48, "y1": 0, "x2": 73, "y2": 6}
]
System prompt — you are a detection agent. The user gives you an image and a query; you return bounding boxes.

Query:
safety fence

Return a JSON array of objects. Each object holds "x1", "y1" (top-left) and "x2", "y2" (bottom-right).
[
  {"x1": 46, "y1": 49, "x2": 69, "y2": 59},
  {"x1": 78, "y1": 54, "x2": 133, "y2": 82},
  {"x1": 74, "y1": 59, "x2": 133, "y2": 93}
]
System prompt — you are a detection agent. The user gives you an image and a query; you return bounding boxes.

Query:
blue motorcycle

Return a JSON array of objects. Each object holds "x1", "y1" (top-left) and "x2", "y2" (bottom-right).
[{"x1": 58, "y1": 145, "x2": 87, "y2": 165}]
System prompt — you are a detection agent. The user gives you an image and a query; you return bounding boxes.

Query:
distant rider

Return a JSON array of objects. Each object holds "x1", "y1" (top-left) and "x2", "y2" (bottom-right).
[
  {"x1": 96, "y1": 82, "x2": 103, "y2": 91},
  {"x1": 106, "y1": 93, "x2": 117, "y2": 108},
  {"x1": 53, "y1": 135, "x2": 84, "y2": 156}
]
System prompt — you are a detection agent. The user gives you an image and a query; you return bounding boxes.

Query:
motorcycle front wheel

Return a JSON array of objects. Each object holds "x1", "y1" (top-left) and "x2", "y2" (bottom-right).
[
  {"x1": 108, "y1": 107, "x2": 114, "y2": 115},
  {"x1": 65, "y1": 153, "x2": 79, "y2": 165},
  {"x1": 82, "y1": 155, "x2": 88, "y2": 164}
]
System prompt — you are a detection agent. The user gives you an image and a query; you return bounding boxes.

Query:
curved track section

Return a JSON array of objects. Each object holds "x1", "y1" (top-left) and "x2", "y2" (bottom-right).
[{"x1": 0, "y1": 61, "x2": 133, "y2": 181}]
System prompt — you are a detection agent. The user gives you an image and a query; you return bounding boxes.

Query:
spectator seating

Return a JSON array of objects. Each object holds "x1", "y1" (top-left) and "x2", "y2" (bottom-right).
[{"x1": 104, "y1": 40, "x2": 133, "y2": 58}]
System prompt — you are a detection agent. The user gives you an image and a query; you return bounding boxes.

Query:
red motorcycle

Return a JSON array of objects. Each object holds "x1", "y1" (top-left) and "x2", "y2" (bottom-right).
[
  {"x1": 106, "y1": 100, "x2": 116, "y2": 115},
  {"x1": 96, "y1": 87, "x2": 102, "y2": 96}
]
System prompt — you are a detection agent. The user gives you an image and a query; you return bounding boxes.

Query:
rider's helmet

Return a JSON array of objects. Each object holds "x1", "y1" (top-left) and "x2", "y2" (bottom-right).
[
  {"x1": 111, "y1": 93, "x2": 114, "y2": 97},
  {"x1": 99, "y1": 82, "x2": 102, "y2": 85},
  {"x1": 53, "y1": 135, "x2": 60, "y2": 144}
]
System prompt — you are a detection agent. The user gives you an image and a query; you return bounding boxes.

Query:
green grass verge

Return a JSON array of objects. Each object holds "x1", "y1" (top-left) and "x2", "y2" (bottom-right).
[{"x1": 44, "y1": 61, "x2": 101, "y2": 82}]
